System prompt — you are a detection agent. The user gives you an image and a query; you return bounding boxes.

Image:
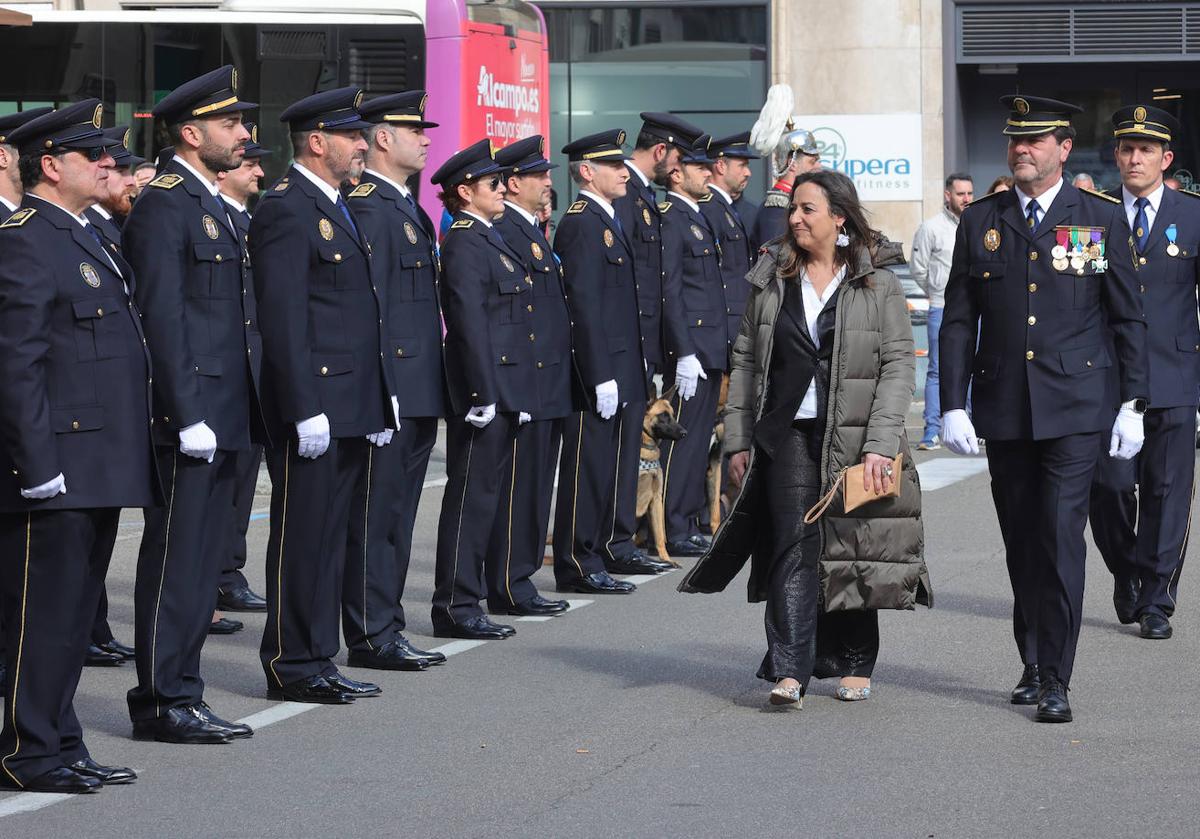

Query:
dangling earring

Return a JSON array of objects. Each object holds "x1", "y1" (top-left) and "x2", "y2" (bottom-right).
[{"x1": 835, "y1": 226, "x2": 850, "y2": 247}]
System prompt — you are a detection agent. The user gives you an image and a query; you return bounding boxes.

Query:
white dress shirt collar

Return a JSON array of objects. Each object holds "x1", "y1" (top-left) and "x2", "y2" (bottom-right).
[
  {"x1": 292, "y1": 162, "x2": 343, "y2": 206},
  {"x1": 0, "y1": 195, "x2": 19, "y2": 213},
  {"x1": 172, "y1": 155, "x2": 221, "y2": 197},
  {"x1": 220, "y1": 193, "x2": 248, "y2": 214},
  {"x1": 1014, "y1": 178, "x2": 1064, "y2": 219},
  {"x1": 668, "y1": 190, "x2": 700, "y2": 214},
  {"x1": 363, "y1": 167, "x2": 413, "y2": 199},
  {"x1": 627, "y1": 162, "x2": 651, "y2": 189},
  {"x1": 462, "y1": 209, "x2": 493, "y2": 228},
  {"x1": 504, "y1": 200, "x2": 539, "y2": 227},
  {"x1": 579, "y1": 189, "x2": 615, "y2": 218},
  {"x1": 1121, "y1": 182, "x2": 1166, "y2": 229},
  {"x1": 708, "y1": 184, "x2": 733, "y2": 205},
  {"x1": 27, "y1": 192, "x2": 88, "y2": 227},
  {"x1": 90, "y1": 204, "x2": 113, "y2": 220}
]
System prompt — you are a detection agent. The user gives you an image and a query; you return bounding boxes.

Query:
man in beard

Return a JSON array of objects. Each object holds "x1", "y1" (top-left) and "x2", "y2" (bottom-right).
[{"x1": 122, "y1": 66, "x2": 267, "y2": 744}]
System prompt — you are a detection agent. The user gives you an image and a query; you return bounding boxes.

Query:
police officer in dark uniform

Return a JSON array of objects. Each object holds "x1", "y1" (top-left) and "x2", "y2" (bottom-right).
[
  {"x1": 659, "y1": 134, "x2": 731, "y2": 557},
  {"x1": 340, "y1": 91, "x2": 447, "y2": 669},
  {"x1": 607, "y1": 112, "x2": 702, "y2": 575},
  {"x1": 551, "y1": 130, "x2": 645, "y2": 595},
  {"x1": 1089, "y1": 105, "x2": 1200, "y2": 641},
  {"x1": 702, "y1": 132, "x2": 759, "y2": 340},
  {"x1": 252, "y1": 86, "x2": 395, "y2": 703},
  {"x1": 123, "y1": 65, "x2": 264, "y2": 743},
  {"x1": 431, "y1": 139, "x2": 537, "y2": 637},
  {"x1": 214, "y1": 122, "x2": 271, "y2": 621},
  {"x1": 485, "y1": 135, "x2": 573, "y2": 615},
  {"x1": 749, "y1": 127, "x2": 820, "y2": 252},
  {"x1": 940, "y1": 94, "x2": 1148, "y2": 723},
  {"x1": 0, "y1": 100, "x2": 156, "y2": 792}
]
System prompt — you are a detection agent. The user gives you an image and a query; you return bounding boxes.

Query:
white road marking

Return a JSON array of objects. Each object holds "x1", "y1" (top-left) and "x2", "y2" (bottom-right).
[
  {"x1": 916, "y1": 457, "x2": 989, "y2": 491},
  {"x1": 0, "y1": 793, "x2": 73, "y2": 817},
  {"x1": 619, "y1": 568, "x2": 678, "y2": 586},
  {"x1": 566, "y1": 599, "x2": 594, "y2": 611},
  {"x1": 514, "y1": 615, "x2": 556, "y2": 622},
  {"x1": 427, "y1": 639, "x2": 487, "y2": 657},
  {"x1": 236, "y1": 701, "x2": 317, "y2": 730}
]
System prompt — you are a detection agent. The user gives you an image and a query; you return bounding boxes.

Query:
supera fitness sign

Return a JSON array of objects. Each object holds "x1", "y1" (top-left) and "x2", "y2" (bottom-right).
[
  {"x1": 463, "y1": 22, "x2": 548, "y2": 147},
  {"x1": 793, "y1": 114, "x2": 923, "y2": 201}
]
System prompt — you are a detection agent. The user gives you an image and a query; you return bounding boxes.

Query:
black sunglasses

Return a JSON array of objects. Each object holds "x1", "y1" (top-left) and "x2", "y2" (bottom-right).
[{"x1": 486, "y1": 176, "x2": 502, "y2": 191}]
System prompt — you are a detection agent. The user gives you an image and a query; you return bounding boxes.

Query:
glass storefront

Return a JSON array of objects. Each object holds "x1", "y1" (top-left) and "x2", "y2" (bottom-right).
[{"x1": 542, "y1": 3, "x2": 768, "y2": 214}]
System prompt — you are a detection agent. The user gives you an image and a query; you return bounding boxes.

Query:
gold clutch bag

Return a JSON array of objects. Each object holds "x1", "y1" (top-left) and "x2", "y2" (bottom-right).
[{"x1": 804, "y1": 454, "x2": 903, "y2": 524}]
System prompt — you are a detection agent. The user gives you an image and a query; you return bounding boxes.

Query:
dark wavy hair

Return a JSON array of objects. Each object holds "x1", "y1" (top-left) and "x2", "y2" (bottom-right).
[{"x1": 778, "y1": 169, "x2": 880, "y2": 282}]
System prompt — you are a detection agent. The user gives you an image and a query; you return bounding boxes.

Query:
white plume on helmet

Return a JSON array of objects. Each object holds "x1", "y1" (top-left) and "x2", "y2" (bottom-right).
[{"x1": 750, "y1": 84, "x2": 795, "y2": 157}]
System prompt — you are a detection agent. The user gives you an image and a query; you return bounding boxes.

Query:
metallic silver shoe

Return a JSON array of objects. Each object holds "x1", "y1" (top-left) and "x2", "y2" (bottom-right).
[
  {"x1": 768, "y1": 683, "x2": 803, "y2": 707},
  {"x1": 835, "y1": 684, "x2": 871, "y2": 702}
]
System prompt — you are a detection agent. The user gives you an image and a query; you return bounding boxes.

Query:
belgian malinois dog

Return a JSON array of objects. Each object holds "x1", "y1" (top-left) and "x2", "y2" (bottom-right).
[{"x1": 636, "y1": 386, "x2": 687, "y2": 566}]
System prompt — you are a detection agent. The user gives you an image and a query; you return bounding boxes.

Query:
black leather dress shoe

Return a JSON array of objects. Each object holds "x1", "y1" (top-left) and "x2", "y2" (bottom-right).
[
  {"x1": 96, "y1": 638, "x2": 135, "y2": 660},
  {"x1": 191, "y1": 702, "x2": 253, "y2": 739},
  {"x1": 132, "y1": 705, "x2": 234, "y2": 744},
  {"x1": 217, "y1": 584, "x2": 268, "y2": 612},
  {"x1": 434, "y1": 614, "x2": 516, "y2": 640},
  {"x1": 557, "y1": 570, "x2": 637, "y2": 594},
  {"x1": 630, "y1": 550, "x2": 675, "y2": 572},
  {"x1": 208, "y1": 617, "x2": 244, "y2": 635},
  {"x1": 1140, "y1": 612, "x2": 1173, "y2": 639},
  {"x1": 1, "y1": 766, "x2": 101, "y2": 794},
  {"x1": 665, "y1": 539, "x2": 707, "y2": 558},
  {"x1": 1034, "y1": 678, "x2": 1072, "y2": 723},
  {"x1": 267, "y1": 675, "x2": 355, "y2": 705},
  {"x1": 1113, "y1": 578, "x2": 1140, "y2": 625},
  {"x1": 604, "y1": 554, "x2": 667, "y2": 575},
  {"x1": 70, "y1": 757, "x2": 137, "y2": 785},
  {"x1": 1010, "y1": 663, "x2": 1040, "y2": 705},
  {"x1": 348, "y1": 641, "x2": 429, "y2": 672},
  {"x1": 394, "y1": 634, "x2": 446, "y2": 666},
  {"x1": 490, "y1": 594, "x2": 570, "y2": 616},
  {"x1": 688, "y1": 533, "x2": 713, "y2": 548},
  {"x1": 84, "y1": 644, "x2": 125, "y2": 667},
  {"x1": 324, "y1": 671, "x2": 382, "y2": 697}
]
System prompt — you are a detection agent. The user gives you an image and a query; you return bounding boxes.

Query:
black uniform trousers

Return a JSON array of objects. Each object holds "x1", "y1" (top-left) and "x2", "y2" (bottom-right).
[
  {"x1": 599, "y1": 402, "x2": 650, "y2": 564},
  {"x1": 259, "y1": 438, "x2": 368, "y2": 690},
  {"x1": 342, "y1": 417, "x2": 438, "y2": 650},
  {"x1": 128, "y1": 447, "x2": 238, "y2": 722},
  {"x1": 485, "y1": 418, "x2": 561, "y2": 607},
  {"x1": 0, "y1": 508, "x2": 117, "y2": 785},
  {"x1": 1090, "y1": 405, "x2": 1196, "y2": 618},
  {"x1": 433, "y1": 415, "x2": 517, "y2": 628},
  {"x1": 553, "y1": 401, "x2": 642, "y2": 585},
  {"x1": 758, "y1": 423, "x2": 879, "y2": 687},
  {"x1": 219, "y1": 445, "x2": 264, "y2": 593},
  {"x1": 986, "y1": 432, "x2": 1102, "y2": 686},
  {"x1": 660, "y1": 369, "x2": 722, "y2": 542}
]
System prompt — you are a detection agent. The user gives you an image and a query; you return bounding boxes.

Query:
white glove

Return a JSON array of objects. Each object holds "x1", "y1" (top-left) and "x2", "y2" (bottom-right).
[
  {"x1": 21, "y1": 472, "x2": 65, "y2": 500},
  {"x1": 941, "y1": 409, "x2": 979, "y2": 456},
  {"x1": 465, "y1": 403, "x2": 497, "y2": 428},
  {"x1": 595, "y1": 379, "x2": 619, "y2": 420},
  {"x1": 675, "y1": 354, "x2": 706, "y2": 401},
  {"x1": 366, "y1": 429, "x2": 393, "y2": 447},
  {"x1": 1109, "y1": 402, "x2": 1145, "y2": 460},
  {"x1": 296, "y1": 413, "x2": 331, "y2": 459},
  {"x1": 391, "y1": 395, "x2": 401, "y2": 429},
  {"x1": 518, "y1": 412, "x2": 532, "y2": 425},
  {"x1": 179, "y1": 421, "x2": 217, "y2": 463}
]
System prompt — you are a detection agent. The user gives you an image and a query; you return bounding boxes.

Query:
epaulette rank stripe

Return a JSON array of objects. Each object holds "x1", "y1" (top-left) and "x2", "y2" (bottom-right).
[
  {"x1": 450, "y1": 219, "x2": 474, "y2": 229},
  {"x1": 565, "y1": 200, "x2": 587, "y2": 215},
  {"x1": 762, "y1": 193, "x2": 789, "y2": 209},
  {"x1": 1081, "y1": 186, "x2": 1120, "y2": 204},
  {"x1": 0, "y1": 207, "x2": 35, "y2": 228},
  {"x1": 348, "y1": 183, "x2": 376, "y2": 199},
  {"x1": 698, "y1": 193, "x2": 713, "y2": 203},
  {"x1": 657, "y1": 201, "x2": 672, "y2": 213},
  {"x1": 148, "y1": 173, "x2": 183, "y2": 189},
  {"x1": 1180, "y1": 189, "x2": 1200, "y2": 200},
  {"x1": 273, "y1": 180, "x2": 290, "y2": 192}
]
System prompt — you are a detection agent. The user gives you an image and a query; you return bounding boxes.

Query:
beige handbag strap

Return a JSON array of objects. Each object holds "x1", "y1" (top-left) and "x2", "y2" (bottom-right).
[{"x1": 803, "y1": 469, "x2": 846, "y2": 524}]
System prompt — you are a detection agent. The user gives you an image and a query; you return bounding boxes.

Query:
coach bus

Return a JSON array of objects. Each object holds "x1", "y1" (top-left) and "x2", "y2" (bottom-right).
[{"x1": 0, "y1": 0, "x2": 550, "y2": 221}]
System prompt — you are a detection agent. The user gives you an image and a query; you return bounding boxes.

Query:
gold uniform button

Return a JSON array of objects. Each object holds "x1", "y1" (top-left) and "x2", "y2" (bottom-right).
[
  {"x1": 1139, "y1": 256, "x2": 1147, "y2": 265},
  {"x1": 1086, "y1": 360, "x2": 1093, "y2": 367},
  {"x1": 526, "y1": 304, "x2": 533, "y2": 313},
  {"x1": 1028, "y1": 283, "x2": 1037, "y2": 293},
  {"x1": 320, "y1": 366, "x2": 329, "y2": 375},
  {"x1": 245, "y1": 319, "x2": 251, "y2": 326},
  {"x1": 529, "y1": 333, "x2": 535, "y2": 341},
  {"x1": 537, "y1": 362, "x2": 544, "y2": 369},
  {"x1": 215, "y1": 254, "x2": 222, "y2": 263},
  {"x1": 617, "y1": 257, "x2": 623, "y2": 264},
  {"x1": 697, "y1": 319, "x2": 703, "y2": 326},
  {"x1": 982, "y1": 271, "x2": 991, "y2": 279},
  {"x1": 71, "y1": 420, "x2": 79, "y2": 430},
  {"x1": 415, "y1": 261, "x2": 422, "y2": 268},
  {"x1": 96, "y1": 307, "x2": 103, "y2": 316},
  {"x1": 396, "y1": 349, "x2": 404, "y2": 357},
  {"x1": 334, "y1": 253, "x2": 342, "y2": 263},
  {"x1": 514, "y1": 285, "x2": 521, "y2": 292},
  {"x1": 1027, "y1": 316, "x2": 1036, "y2": 326},
  {"x1": 1025, "y1": 350, "x2": 1035, "y2": 360},
  {"x1": 501, "y1": 355, "x2": 508, "y2": 363},
  {"x1": 1029, "y1": 251, "x2": 1038, "y2": 261}
]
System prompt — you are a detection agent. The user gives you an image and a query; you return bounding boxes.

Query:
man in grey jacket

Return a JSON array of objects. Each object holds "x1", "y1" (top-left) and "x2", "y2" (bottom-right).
[{"x1": 910, "y1": 172, "x2": 973, "y2": 449}]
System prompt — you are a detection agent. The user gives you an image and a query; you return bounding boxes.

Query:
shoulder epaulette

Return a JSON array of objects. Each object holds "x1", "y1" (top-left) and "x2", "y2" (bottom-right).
[
  {"x1": 565, "y1": 200, "x2": 587, "y2": 215},
  {"x1": 1081, "y1": 186, "x2": 1120, "y2": 204},
  {"x1": 450, "y1": 219, "x2": 474, "y2": 230},
  {"x1": 698, "y1": 193, "x2": 713, "y2": 203},
  {"x1": 0, "y1": 207, "x2": 35, "y2": 228},
  {"x1": 1180, "y1": 189, "x2": 1200, "y2": 200},
  {"x1": 762, "y1": 192, "x2": 789, "y2": 209},
  {"x1": 348, "y1": 183, "x2": 376, "y2": 199},
  {"x1": 657, "y1": 201, "x2": 672, "y2": 213},
  {"x1": 272, "y1": 180, "x2": 290, "y2": 193},
  {"x1": 970, "y1": 190, "x2": 1004, "y2": 204},
  {"x1": 148, "y1": 173, "x2": 183, "y2": 190}
]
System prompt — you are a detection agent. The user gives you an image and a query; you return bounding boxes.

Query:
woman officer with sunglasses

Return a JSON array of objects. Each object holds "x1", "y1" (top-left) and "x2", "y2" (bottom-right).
[{"x1": 429, "y1": 139, "x2": 541, "y2": 641}]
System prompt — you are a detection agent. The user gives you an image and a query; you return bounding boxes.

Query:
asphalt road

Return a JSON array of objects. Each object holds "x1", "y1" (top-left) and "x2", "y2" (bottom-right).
[{"x1": 2, "y1": 420, "x2": 1198, "y2": 837}]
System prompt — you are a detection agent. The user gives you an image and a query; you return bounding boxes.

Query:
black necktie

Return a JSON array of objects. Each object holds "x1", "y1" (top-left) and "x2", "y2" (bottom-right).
[{"x1": 1026, "y1": 199, "x2": 1041, "y2": 233}]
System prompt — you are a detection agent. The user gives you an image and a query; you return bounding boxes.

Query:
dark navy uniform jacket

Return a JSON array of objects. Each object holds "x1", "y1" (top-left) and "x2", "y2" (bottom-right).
[
  {"x1": 345, "y1": 172, "x2": 447, "y2": 419},
  {"x1": 0, "y1": 197, "x2": 159, "y2": 513},
  {"x1": 439, "y1": 211, "x2": 539, "y2": 417},
  {"x1": 123, "y1": 160, "x2": 266, "y2": 451},
  {"x1": 660, "y1": 194, "x2": 731, "y2": 372},
  {"x1": 734, "y1": 195, "x2": 760, "y2": 249},
  {"x1": 554, "y1": 194, "x2": 646, "y2": 407},
  {"x1": 494, "y1": 203, "x2": 575, "y2": 419},
  {"x1": 249, "y1": 165, "x2": 395, "y2": 439},
  {"x1": 750, "y1": 188, "x2": 789, "y2": 252},
  {"x1": 83, "y1": 207, "x2": 123, "y2": 252},
  {"x1": 700, "y1": 188, "x2": 754, "y2": 342},
  {"x1": 940, "y1": 183, "x2": 1148, "y2": 441},
  {"x1": 1107, "y1": 185, "x2": 1200, "y2": 409},
  {"x1": 614, "y1": 166, "x2": 675, "y2": 368}
]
